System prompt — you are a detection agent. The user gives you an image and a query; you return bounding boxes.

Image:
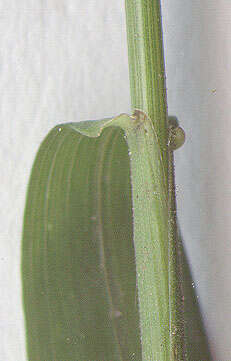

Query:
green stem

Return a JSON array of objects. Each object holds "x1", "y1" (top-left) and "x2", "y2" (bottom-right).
[
  {"x1": 125, "y1": 0, "x2": 168, "y2": 166},
  {"x1": 125, "y1": 0, "x2": 186, "y2": 359}
]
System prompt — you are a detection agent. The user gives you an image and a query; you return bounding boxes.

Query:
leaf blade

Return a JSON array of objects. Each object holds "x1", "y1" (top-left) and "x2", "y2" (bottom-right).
[{"x1": 22, "y1": 119, "x2": 142, "y2": 361}]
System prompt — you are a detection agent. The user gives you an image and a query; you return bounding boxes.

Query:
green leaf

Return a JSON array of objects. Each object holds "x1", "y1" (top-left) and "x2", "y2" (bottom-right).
[
  {"x1": 22, "y1": 114, "x2": 142, "y2": 361},
  {"x1": 22, "y1": 111, "x2": 186, "y2": 361},
  {"x1": 22, "y1": 111, "x2": 210, "y2": 360},
  {"x1": 23, "y1": 107, "x2": 174, "y2": 361}
]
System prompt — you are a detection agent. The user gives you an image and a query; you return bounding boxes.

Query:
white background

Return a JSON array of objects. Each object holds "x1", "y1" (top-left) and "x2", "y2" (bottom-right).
[{"x1": 1, "y1": 0, "x2": 230, "y2": 360}]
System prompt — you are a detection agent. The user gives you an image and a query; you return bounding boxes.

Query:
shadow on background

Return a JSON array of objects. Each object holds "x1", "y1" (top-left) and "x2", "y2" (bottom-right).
[{"x1": 178, "y1": 226, "x2": 213, "y2": 361}]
